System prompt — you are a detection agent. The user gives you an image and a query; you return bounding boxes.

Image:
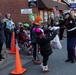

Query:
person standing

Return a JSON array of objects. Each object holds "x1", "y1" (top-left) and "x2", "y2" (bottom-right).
[
  {"x1": 64, "y1": 11, "x2": 76, "y2": 63},
  {"x1": 4, "y1": 13, "x2": 15, "y2": 50},
  {"x1": 31, "y1": 15, "x2": 42, "y2": 64},
  {"x1": 58, "y1": 16, "x2": 64, "y2": 40},
  {"x1": 0, "y1": 10, "x2": 5, "y2": 61}
]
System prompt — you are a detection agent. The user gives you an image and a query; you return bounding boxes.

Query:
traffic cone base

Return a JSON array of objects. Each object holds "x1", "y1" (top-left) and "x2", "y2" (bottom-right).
[{"x1": 11, "y1": 68, "x2": 27, "y2": 74}]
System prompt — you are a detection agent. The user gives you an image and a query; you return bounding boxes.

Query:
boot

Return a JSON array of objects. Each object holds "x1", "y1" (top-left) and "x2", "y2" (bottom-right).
[
  {"x1": 0, "y1": 54, "x2": 5, "y2": 60},
  {"x1": 71, "y1": 59, "x2": 75, "y2": 63},
  {"x1": 33, "y1": 60, "x2": 41, "y2": 65},
  {"x1": 42, "y1": 65, "x2": 50, "y2": 72}
]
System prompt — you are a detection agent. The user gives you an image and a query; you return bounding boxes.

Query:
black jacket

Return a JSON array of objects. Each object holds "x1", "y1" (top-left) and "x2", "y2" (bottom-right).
[
  {"x1": 0, "y1": 21, "x2": 5, "y2": 43},
  {"x1": 65, "y1": 18, "x2": 76, "y2": 38},
  {"x1": 36, "y1": 30, "x2": 57, "y2": 56},
  {"x1": 57, "y1": 17, "x2": 76, "y2": 38}
]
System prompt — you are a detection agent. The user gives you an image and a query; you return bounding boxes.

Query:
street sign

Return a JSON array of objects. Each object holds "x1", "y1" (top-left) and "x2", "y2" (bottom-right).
[
  {"x1": 70, "y1": 3, "x2": 76, "y2": 8},
  {"x1": 21, "y1": 9, "x2": 32, "y2": 14}
]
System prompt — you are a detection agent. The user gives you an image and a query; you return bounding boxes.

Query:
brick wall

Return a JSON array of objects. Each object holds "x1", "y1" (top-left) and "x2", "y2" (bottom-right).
[{"x1": 0, "y1": 0, "x2": 38, "y2": 23}]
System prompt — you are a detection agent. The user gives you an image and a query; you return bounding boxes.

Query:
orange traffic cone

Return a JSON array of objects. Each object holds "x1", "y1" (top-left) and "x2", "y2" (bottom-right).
[
  {"x1": 11, "y1": 47, "x2": 27, "y2": 74},
  {"x1": 9, "y1": 32, "x2": 16, "y2": 54}
]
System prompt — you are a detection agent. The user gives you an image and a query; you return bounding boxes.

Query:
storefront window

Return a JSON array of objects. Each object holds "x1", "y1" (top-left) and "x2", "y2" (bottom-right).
[
  {"x1": 50, "y1": 12, "x2": 54, "y2": 19},
  {"x1": 40, "y1": 10, "x2": 55, "y2": 23},
  {"x1": 44, "y1": 11, "x2": 48, "y2": 22},
  {"x1": 40, "y1": 11, "x2": 43, "y2": 23},
  {"x1": 40, "y1": 10, "x2": 48, "y2": 23}
]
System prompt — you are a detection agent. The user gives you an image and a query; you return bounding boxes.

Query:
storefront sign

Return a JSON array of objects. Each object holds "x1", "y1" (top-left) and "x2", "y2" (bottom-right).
[
  {"x1": 28, "y1": 0, "x2": 37, "y2": 7},
  {"x1": 21, "y1": 9, "x2": 32, "y2": 14},
  {"x1": 70, "y1": 3, "x2": 76, "y2": 8}
]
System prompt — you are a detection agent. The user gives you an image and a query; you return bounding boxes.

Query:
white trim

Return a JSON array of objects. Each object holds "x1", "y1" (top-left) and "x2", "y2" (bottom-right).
[
  {"x1": 63, "y1": 0, "x2": 70, "y2": 5},
  {"x1": 68, "y1": 27, "x2": 76, "y2": 32}
]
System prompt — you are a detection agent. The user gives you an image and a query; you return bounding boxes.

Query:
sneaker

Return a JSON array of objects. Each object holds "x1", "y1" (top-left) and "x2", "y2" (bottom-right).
[
  {"x1": 42, "y1": 66, "x2": 50, "y2": 72},
  {"x1": 43, "y1": 69, "x2": 50, "y2": 72},
  {"x1": 33, "y1": 60, "x2": 41, "y2": 65}
]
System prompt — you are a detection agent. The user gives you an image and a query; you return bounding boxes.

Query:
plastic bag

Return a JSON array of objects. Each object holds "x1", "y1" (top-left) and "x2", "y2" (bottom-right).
[{"x1": 50, "y1": 34, "x2": 62, "y2": 49}]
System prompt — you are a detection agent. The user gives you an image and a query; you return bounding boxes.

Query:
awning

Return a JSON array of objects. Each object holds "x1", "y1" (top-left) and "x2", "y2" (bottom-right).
[{"x1": 38, "y1": 0, "x2": 69, "y2": 10}]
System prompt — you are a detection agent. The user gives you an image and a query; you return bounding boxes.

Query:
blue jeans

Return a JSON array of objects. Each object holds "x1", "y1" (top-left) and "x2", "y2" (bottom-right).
[{"x1": 67, "y1": 37, "x2": 76, "y2": 60}]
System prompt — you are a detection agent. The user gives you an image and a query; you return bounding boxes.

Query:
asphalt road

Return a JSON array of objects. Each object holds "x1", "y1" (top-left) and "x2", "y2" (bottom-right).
[
  {"x1": 22, "y1": 39, "x2": 76, "y2": 75},
  {"x1": 1, "y1": 39, "x2": 76, "y2": 75},
  {"x1": 21, "y1": 39, "x2": 76, "y2": 75}
]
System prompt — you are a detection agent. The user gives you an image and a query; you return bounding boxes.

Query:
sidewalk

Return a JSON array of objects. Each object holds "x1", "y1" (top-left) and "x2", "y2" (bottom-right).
[{"x1": 0, "y1": 44, "x2": 33, "y2": 71}]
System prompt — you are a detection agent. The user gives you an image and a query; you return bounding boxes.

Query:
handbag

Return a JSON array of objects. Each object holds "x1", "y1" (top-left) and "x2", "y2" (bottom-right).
[{"x1": 50, "y1": 34, "x2": 62, "y2": 49}]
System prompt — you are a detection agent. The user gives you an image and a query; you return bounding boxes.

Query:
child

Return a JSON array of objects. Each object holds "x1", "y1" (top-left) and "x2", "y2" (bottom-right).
[
  {"x1": 18, "y1": 27, "x2": 32, "y2": 55},
  {"x1": 34, "y1": 28, "x2": 57, "y2": 72}
]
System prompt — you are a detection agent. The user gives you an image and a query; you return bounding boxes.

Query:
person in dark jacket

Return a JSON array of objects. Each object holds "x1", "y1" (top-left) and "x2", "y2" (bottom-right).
[
  {"x1": 64, "y1": 12, "x2": 76, "y2": 63},
  {"x1": 31, "y1": 15, "x2": 42, "y2": 64},
  {"x1": 58, "y1": 16, "x2": 65, "y2": 40},
  {"x1": 35, "y1": 28, "x2": 57, "y2": 72},
  {"x1": 0, "y1": 10, "x2": 5, "y2": 61}
]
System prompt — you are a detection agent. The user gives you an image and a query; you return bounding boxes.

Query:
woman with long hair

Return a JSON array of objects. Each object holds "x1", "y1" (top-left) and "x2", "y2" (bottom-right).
[{"x1": 4, "y1": 13, "x2": 15, "y2": 50}]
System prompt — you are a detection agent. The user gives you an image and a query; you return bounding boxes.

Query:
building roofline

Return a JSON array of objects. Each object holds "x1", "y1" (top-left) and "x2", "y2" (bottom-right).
[
  {"x1": 38, "y1": 0, "x2": 69, "y2": 10},
  {"x1": 62, "y1": 0, "x2": 70, "y2": 6}
]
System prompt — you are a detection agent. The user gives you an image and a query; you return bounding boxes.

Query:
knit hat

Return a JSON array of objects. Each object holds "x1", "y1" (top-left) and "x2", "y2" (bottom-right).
[
  {"x1": 23, "y1": 23, "x2": 29, "y2": 27},
  {"x1": 33, "y1": 28, "x2": 44, "y2": 37},
  {"x1": 35, "y1": 15, "x2": 42, "y2": 23}
]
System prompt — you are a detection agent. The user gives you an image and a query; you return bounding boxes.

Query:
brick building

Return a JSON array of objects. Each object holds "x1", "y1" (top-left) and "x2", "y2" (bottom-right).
[{"x1": 0, "y1": 0, "x2": 69, "y2": 24}]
